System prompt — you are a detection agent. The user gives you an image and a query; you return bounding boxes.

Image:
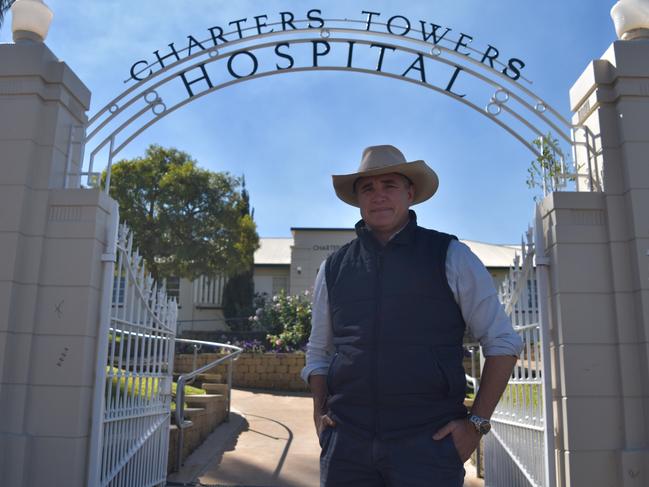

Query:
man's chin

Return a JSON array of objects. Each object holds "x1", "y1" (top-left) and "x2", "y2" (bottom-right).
[{"x1": 367, "y1": 212, "x2": 394, "y2": 224}]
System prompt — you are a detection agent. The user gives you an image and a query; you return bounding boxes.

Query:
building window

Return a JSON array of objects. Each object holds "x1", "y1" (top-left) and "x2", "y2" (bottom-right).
[
  {"x1": 193, "y1": 275, "x2": 226, "y2": 307},
  {"x1": 112, "y1": 276, "x2": 126, "y2": 306},
  {"x1": 527, "y1": 277, "x2": 539, "y2": 309},
  {"x1": 272, "y1": 276, "x2": 288, "y2": 296},
  {"x1": 165, "y1": 276, "x2": 180, "y2": 301}
]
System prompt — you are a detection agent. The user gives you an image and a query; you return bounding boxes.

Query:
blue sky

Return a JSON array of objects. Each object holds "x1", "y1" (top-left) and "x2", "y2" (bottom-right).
[{"x1": 1, "y1": 1, "x2": 617, "y2": 243}]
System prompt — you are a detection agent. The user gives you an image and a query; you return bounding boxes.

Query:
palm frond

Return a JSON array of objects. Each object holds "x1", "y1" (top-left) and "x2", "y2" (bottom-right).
[{"x1": 0, "y1": 0, "x2": 16, "y2": 30}]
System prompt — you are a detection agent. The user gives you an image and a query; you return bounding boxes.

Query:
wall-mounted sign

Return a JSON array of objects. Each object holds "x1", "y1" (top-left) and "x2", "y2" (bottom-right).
[{"x1": 312, "y1": 244, "x2": 343, "y2": 252}]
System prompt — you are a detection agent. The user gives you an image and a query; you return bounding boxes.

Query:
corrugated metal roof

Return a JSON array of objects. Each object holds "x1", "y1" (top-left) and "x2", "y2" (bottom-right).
[
  {"x1": 254, "y1": 235, "x2": 521, "y2": 268},
  {"x1": 254, "y1": 238, "x2": 293, "y2": 265},
  {"x1": 461, "y1": 240, "x2": 520, "y2": 268}
]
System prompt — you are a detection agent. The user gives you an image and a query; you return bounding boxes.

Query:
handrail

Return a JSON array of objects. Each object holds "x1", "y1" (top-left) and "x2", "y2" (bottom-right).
[
  {"x1": 173, "y1": 338, "x2": 242, "y2": 471},
  {"x1": 464, "y1": 343, "x2": 480, "y2": 394}
]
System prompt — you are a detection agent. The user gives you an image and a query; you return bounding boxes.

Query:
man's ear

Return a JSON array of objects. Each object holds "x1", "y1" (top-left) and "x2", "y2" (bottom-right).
[{"x1": 407, "y1": 182, "x2": 415, "y2": 204}]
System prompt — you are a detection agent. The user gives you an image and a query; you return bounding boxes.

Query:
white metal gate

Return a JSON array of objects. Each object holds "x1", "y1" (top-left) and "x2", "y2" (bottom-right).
[
  {"x1": 88, "y1": 211, "x2": 178, "y2": 487},
  {"x1": 484, "y1": 207, "x2": 556, "y2": 487}
]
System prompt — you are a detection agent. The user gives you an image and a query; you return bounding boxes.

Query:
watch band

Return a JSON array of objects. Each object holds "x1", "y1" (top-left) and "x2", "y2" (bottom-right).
[{"x1": 468, "y1": 413, "x2": 492, "y2": 435}]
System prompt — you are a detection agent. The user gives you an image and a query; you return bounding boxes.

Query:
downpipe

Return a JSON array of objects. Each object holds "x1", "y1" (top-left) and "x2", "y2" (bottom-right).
[{"x1": 87, "y1": 202, "x2": 120, "y2": 487}]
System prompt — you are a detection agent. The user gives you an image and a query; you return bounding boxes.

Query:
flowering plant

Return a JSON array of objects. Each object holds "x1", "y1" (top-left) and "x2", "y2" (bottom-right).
[
  {"x1": 216, "y1": 335, "x2": 267, "y2": 353},
  {"x1": 250, "y1": 290, "x2": 312, "y2": 352}
]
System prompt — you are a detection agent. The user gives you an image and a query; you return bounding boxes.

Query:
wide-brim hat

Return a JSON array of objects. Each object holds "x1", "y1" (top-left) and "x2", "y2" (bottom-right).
[{"x1": 332, "y1": 145, "x2": 439, "y2": 207}]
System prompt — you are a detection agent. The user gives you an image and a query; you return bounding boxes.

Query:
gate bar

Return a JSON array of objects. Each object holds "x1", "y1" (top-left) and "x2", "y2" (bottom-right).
[
  {"x1": 87, "y1": 205, "x2": 120, "y2": 487},
  {"x1": 534, "y1": 203, "x2": 557, "y2": 487}
]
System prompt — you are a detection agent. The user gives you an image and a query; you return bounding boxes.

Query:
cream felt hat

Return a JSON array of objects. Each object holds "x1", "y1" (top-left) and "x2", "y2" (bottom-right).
[{"x1": 332, "y1": 145, "x2": 439, "y2": 207}]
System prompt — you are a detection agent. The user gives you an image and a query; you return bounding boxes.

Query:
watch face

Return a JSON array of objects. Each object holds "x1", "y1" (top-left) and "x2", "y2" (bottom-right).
[{"x1": 469, "y1": 415, "x2": 491, "y2": 435}]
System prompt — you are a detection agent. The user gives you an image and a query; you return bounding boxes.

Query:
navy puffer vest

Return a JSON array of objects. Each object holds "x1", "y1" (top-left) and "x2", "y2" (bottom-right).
[{"x1": 325, "y1": 211, "x2": 467, "y2": 439}]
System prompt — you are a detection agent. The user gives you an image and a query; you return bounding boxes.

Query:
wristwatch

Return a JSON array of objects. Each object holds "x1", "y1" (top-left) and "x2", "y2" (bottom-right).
[{"x1": 467, "y1": 413, "x2": 491, "y2": 435}]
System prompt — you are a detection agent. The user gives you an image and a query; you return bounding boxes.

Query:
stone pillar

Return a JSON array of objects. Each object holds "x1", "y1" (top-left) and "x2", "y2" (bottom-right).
[
  {"x1": 541, "y1": 40, "x2": 649, "y2": 486},
  {"x1": 0, "y1": 43, "x2": 117, "y2": 486}
]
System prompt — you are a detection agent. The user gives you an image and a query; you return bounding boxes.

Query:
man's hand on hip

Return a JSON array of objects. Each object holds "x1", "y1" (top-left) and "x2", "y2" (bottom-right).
[
  {"x1": 308, "y1": 374, "x2": 336, "y2": 438},
  {"x1": 315, "y1": 412, "x2": 336, "y2": 437},
  {"x1": 433, "y1": 419, "x2": 481, "y2": 462}
]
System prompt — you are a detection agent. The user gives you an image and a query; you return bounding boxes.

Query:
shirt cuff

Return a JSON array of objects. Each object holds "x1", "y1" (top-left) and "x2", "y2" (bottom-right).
[
  {"x1": 300, "y1": 365, "x2": 329, "y2": 384},
  {"x1": 481, "y1": 333, "x2": 524, "y2": 357}
]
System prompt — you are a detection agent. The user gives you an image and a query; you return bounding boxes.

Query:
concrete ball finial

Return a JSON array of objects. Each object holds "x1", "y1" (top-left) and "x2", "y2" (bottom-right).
[{"x1": 611, "y1": 0, "x2": 649, "y2": 40}]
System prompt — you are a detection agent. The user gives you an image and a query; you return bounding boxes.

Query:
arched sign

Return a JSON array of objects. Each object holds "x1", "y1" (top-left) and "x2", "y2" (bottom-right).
[{"x1": 77, "y1": 9, "x2": 588, "y2": 191}]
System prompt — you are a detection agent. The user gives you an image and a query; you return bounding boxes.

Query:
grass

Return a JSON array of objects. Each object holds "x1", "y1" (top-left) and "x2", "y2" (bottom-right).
[
  {"x1": 501, "y1": 383, "x2": 542, "y2": 409},
  {"x1": 106, "y1": 366, "x2": 206, "y2": 411}
]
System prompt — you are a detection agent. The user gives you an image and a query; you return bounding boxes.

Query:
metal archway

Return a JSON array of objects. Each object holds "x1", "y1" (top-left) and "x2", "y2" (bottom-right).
[{"x1": 68, "y1": 15, "x2": 600, "y2": 193}]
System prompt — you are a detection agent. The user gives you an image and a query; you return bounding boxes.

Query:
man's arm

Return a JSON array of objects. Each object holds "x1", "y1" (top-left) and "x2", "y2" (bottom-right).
[
  {"x1": 434, "y1": 240, "x2": 523, "y2": 460},
  {"x1": 469, "y1": 355, "x2": 517, "y2": 420},
  {"x1": 433, "y1": 354, "x2": 516, "y2": 461},
  {"x1": 309, "y1": 375, "x2": 336, "y2": 436},
  {"x1": 301, "y1": 260, "x2": 336, "y2": 437}
]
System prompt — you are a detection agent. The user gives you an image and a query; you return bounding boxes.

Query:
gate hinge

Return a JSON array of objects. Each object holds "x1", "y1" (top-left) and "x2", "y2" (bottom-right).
[{"x1": 101, "y1": 253, "x2": 116, "y2": 263}]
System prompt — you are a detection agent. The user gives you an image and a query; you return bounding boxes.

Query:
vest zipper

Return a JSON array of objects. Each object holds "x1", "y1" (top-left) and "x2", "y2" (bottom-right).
[{"x1": 372, "y1": 250, "x2": 384, "y2": 437}]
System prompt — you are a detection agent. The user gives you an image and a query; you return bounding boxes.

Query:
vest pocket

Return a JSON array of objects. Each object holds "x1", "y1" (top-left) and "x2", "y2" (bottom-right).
[
  {"x1": 326, "y1": 352, "x2": 339, "y2": 394},
  {"x1": 377, "y1": 345, "x2": 447, "y2": 398},
  {"x1": 434, "y1": 346, "x2": 467, "y2": 398},
  {"x1": 327, "y1": 351, "x2": 354, "y2": 394}
]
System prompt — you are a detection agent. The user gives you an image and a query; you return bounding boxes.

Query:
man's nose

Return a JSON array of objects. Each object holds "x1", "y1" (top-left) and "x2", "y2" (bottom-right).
[{"x1": 371, "y1": 190, "x2": 387, "y2": 202}]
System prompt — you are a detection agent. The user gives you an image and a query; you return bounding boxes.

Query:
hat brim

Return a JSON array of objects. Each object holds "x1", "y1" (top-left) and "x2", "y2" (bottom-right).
[{"x1": 332, "y1": 160, "x2": 439, "y2": 207}]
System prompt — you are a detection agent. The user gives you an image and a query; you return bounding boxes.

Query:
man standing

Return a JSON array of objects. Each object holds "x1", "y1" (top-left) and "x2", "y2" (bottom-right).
[{"x1": 301, "y1": 145, "x2": 523, "y2": 486}]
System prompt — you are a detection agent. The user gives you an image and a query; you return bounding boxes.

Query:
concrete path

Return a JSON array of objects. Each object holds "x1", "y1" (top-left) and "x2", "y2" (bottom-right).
[{"x1": 168, "y1": 388, "x2": 484, "y2": 487}]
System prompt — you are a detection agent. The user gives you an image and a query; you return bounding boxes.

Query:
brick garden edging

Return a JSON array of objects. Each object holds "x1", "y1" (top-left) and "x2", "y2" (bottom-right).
[
  {"x1": 174, "y1": 352, "x2": 480, "y2": 392},
  {"x1": 168, "y1": 394, "x2": 227, "y2": 472},
  {"x1": 174, "y1": 352, "x2": 309, "y2": 392}
]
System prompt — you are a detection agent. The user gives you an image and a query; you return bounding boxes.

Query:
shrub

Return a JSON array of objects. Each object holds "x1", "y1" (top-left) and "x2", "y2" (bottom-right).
[
  {"x1": 106, "y1": 366, "x2": 205, "y2": 411},
  {"x1": 252, "y1": 290, "x2": 312, "y2": 352}
]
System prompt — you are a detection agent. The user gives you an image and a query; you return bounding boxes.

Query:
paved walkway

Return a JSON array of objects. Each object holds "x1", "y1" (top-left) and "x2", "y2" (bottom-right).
[{"x1": 168, "y1": 388, "x2": 484, "y2": 487}]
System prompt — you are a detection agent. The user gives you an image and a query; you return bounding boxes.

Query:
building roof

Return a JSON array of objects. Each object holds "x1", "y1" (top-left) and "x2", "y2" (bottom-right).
[
  {"x1": 290, "y1": 227, "x2": 354, "y2": 232},
  {"x1": 255, "y1": 235, "x2": 521, "y2": 268},
  {"x1": 254, "y1": 238, "x2": 293, "y2": 265},
  {"x1": 461, "y1": 239, "x2": 520, "y2": 268}
]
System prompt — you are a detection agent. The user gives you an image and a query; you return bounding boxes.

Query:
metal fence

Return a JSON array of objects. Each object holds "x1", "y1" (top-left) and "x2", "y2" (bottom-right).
[
  {"x1": 484, "y1": 210, "x2": 555, "y2": 487},
  {"x1": 88, "y1": 215, "x2": 178, "y2": 487}
]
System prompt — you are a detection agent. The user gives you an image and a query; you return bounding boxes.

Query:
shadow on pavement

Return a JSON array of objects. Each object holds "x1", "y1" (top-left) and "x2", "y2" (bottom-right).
[{"x1": 244, "y1": 413, "x2": 294, "y2": 482}]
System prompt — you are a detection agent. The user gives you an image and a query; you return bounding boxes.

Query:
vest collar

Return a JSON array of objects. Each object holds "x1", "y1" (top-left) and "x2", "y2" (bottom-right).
[{"x1": 355, "y1": 210, "x2": 418, "y2": 248}]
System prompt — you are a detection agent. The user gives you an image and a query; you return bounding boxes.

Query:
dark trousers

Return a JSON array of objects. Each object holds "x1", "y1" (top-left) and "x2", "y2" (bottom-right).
[{"x1": 320, "y1": 426, "x2": 465, "y2": 487}]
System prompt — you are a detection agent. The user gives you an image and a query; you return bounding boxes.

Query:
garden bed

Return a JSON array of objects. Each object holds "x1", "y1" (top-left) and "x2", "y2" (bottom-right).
[{"x1": 174, "y1": 352, "x2": 309, "y2": 391}]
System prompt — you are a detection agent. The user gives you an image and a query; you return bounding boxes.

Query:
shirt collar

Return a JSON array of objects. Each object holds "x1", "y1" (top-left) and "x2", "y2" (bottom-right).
[{"x1": 355, "y1": 210, "x2": 418, "y2": 247}]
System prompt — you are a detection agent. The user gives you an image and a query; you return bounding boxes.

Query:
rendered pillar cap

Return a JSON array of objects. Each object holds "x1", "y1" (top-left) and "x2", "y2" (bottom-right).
[
  {"x1": 611, "y1": 0, "x2": 649, "y2": 40},
  {"x1": 11, "y1": 0, "x2": 54, "y2": 43}
]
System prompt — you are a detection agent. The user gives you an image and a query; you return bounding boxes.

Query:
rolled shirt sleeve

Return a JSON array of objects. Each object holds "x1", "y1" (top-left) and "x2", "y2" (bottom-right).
[{"x1": 446, "y1": 240, "x2": 524, "y2": 357}]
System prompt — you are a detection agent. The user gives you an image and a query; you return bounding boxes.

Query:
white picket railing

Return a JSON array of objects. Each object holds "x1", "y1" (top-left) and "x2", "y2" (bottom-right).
[
  {"x1": 88, "y1": 213, "x2": 177, "y2": 487},
  {"x1": 193, "y1": 274, "x2": 227, "y2": 306},
  {"x1": 484, "y1": 210, "x2": 556, "y2": 487}
]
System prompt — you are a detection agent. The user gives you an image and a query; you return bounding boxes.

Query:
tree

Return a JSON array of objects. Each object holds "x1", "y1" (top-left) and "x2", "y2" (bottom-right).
[
  {"x1": 222, "y1": 176, "x2": 257, "y2": 331},
  {"x1": 0, "y1": 1, "x2": 15, "y2": 30},
  {"x1": 104, "y1": 144, "x2": 259, "y2": 282}
]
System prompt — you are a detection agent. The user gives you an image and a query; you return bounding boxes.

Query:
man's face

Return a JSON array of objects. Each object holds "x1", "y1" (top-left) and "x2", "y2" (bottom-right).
[{"x1": 356, "y1": 173, "x2": 414, "y2": 235}]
